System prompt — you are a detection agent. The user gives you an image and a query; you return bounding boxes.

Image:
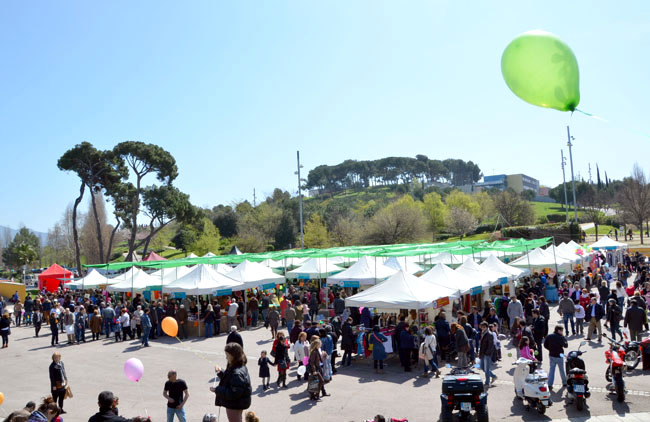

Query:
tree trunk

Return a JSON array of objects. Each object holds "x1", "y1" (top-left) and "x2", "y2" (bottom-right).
[
  {"x1": 640, "y1": 220, "x2": 644, "y2": 245},
  {"x1": 72, "y1": 182, "x2": 85, "y2": 276},
  {"x1": 105, "y1": 215, "x2": 121, "y2": 263},
  {"x1": 595, "y1": 224, "x2": 598, "y2": 240},
  {"x1": 90, "y1": 190, "x2": 105, "y2": 263},
  {"x1": 126, "y1": 176, "x2": 142, "y2": 261},
  {"x1": 136, "y1": 219, "x2": 173, "y2": 258},
  {"x1": 141, "y1": 219, "x2": 156, "y2": 259}
]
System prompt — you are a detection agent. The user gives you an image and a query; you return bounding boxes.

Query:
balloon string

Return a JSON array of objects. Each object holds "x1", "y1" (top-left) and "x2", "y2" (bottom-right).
[
  {"x1": 136, "y1": 382, "x2": 149, "y2": 417},
  {"x1": 575, "y1": 108, "x2": 650, "y2": 138},
  {"x1": 173, "y1": 336, "x2": 215, "y2": 366}
]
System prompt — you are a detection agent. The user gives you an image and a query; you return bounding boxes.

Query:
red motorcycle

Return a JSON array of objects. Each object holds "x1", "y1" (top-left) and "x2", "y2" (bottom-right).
[{"x1": 603, "y1": 333, "x2": 626, "y2": 402}]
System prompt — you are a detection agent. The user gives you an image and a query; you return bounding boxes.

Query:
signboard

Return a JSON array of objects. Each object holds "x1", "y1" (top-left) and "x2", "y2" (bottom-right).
[
  {"x1": 174, "y1": 292, "x2": 186, "y2": 299},
  {"x1": 149, "y1": 286, "x2": 162, "y2": 292},
  {"x1": 343, "y1": 281, "x2": 360, "y2": 288},
  {"x1": 470, "y1": 286, "x2": 483, "y2": 296},
  {"x1": 498, "y1": 277, "x2": 508, "y2": 285},
  {"x1": 143, "y1": 291, "x2": 151, "y2": 301},
  {"x1": 261, "y1": 282, "x2": 276, "y2": 290},
  {"x1": 216, "y1": 288, "x2": 232, "y2": 297},
  {"x1": 433, "y1": 297, "x2": 450, "y2": 309},
  {"x1": 297, "y1": 274, "x2": 311, "y2": 280}
]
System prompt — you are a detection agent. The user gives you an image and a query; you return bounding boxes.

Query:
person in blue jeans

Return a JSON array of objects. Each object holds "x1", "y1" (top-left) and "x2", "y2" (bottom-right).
[
  {"x1": 558, "y1": 293, "x2": 576, "y2": 336},
  {"x1": 421, "y1": 327, "x2": 440, "y2": 377},
  {"x1": 478, "y1": 322, "x2": 496, "y2": 386},
  {"x1": 141, "y1": 308, "x2": 152, "y2": 347},
  {"x1": 544, "y1": 325, "x2": 568, "y2": 391},
  {"x1": 163, "y1": 370, "x2": 189, "y2": 422}
]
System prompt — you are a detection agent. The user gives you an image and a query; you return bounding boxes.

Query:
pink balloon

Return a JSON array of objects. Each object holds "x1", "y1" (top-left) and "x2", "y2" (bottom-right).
[
  {"x1": 124, "y1": 358, "x2": 144, "y2": 382},
  {"x1": 302, "y1": 356, "x2": 309, "y2": 365}
]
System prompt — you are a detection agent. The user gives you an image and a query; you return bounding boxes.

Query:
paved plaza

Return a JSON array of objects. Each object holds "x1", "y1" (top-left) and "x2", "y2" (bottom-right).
[{"x1": 1, "y1": 306, "x2": 649, "y2": 422}]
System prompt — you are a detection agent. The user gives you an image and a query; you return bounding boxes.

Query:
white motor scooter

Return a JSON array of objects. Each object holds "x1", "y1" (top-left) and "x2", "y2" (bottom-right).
[{"x1": 513, "y1": 357, "x2": 552, "y2": 414}]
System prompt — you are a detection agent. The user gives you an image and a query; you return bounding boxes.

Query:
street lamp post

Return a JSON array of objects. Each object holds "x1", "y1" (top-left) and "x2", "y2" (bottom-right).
[
  {"x1": 567, "y1": 126, "x2": 578, "y2": 223},
  {"x1": 296, "y1": 151, "x2": 304, "y2": 249},
  {"x1": 561, "y1": 150, "x2": 569, "y2": 223}
]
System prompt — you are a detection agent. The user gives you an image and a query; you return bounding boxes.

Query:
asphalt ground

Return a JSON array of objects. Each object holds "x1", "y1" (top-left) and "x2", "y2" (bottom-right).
[{"x1": 0, "y1": 304, "x2": 648, "y2": 422}]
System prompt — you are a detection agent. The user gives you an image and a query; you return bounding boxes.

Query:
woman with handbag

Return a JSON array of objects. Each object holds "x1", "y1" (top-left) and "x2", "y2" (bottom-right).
[
  {"x1": 421, "y1": 327, "x2": 440, "y2": 378},
  {"x1": 272, "y1": 332, "x2": 290, "y2": 388},
  {"x1": 48, "y1": 353, "x2": 68, "y2": 414},
  {"x1": 307, "y1": 337, "x2": 329, "y2": 401},
  {"x1": 294, "y1": 332, "x2": 309, "y2": 381},
  {"x1": 211, "y1": 343, "x2": 252, "y2": 422},
  {"x1": 369, "y1": 326, "x2": 388, "y2": 374}
]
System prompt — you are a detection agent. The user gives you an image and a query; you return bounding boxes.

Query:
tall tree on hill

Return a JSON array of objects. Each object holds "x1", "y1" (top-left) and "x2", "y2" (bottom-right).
[
  {"x1": 113, "y1": 141, "x2": 178, "y2": 261},
  {"x1": 617, "y1": 164, "x2": 650, "y2": 244},
  {"x1": 303, "y1": 214, "x2": 330, "y2": 248},
  {"x1": 139, "y1": 185, "x2": 200, "y2": 257},
  {"x1": 445, "y1": 207, "x2": 478, "y2": 239},
  {"x1": 2, "y1": 227, "x2": 41, "y2": 270},
  {"x1": 58, "y1": 142, "x2": 127, "y2": 271},
  {"x1": 422, "y1": 192, "x2": 447, "y2": 241},
  {"x1": 596, "y1": 164, "x2": 602, "y2": 190},
  {"x1": 104, "y1": 183, "x2": 136, "y2": 263},
  {"x1": 492, "y1": 189, "x2": 535, "y2": 227},
  {"x1": 364, "y1": 196, "x2": 426, "y2": 244}
]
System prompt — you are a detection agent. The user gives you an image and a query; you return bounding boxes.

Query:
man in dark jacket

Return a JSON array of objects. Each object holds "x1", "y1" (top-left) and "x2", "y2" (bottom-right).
[
  {"x1": 478, "y1": 322, "x2": 496, "y2": 386},
  {"x1": 605, "y1": 298, "x2": 623, "y2": 340},
  {"x1": 585, "y1": 297, "x2": 604, "y2": 342},
  {"x1": 624, "y1": 300, "x2": 646, "y2": 341},
  {"x1": 598, "y1": 281, "x2": 610, "y2": 307},
  {"x1": 531, "y1": 309, "x2": 546, "y2": 362},
  {"x1": 24, "y1": 295, "x2": 34, "y2": 326},
  {"x1": 89, "y1": 391, "x2": 139, "y2": 422},
  {"x1": 333, "y1": 294, "x2": 345, "y2": 316},
  {"x1": 226, "y1": 326, "x2": 243, "y2": 349},
  {"x1": 544, "y1": 325, "x2": 568, "y2": 390}
]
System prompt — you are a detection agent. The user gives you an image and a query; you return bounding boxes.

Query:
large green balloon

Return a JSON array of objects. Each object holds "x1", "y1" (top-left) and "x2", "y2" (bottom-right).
[{"x1": 502, "y1": 30, "x2": 580, "y2": 112}]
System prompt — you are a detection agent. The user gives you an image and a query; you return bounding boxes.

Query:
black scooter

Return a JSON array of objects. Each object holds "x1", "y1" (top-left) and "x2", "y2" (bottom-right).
[{"x1": 565, "y1": 341, "x2": 589, "y2": 411}]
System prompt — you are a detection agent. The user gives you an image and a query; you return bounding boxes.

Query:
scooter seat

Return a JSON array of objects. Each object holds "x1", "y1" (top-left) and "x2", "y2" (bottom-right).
[{"x1": 569, "y1": 368, "x2": 586, "y2": 374}]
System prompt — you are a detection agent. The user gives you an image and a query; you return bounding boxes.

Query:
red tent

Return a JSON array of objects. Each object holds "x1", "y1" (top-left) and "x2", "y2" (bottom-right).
[
  {"x1": 38, "y1": 264, "x2": 73, "y2": 292},
  {"x1": 144, "y1": 252, "x2": 167, "y2": 261}
]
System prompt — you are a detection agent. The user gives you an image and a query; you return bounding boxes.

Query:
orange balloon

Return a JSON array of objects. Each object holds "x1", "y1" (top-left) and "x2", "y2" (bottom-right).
[
  {"x1": 0, "y1": 391, "x2": 4, "y2": 405},
  {"x1": 161, "y1": 317, "x2": 178, "y2": 337}
]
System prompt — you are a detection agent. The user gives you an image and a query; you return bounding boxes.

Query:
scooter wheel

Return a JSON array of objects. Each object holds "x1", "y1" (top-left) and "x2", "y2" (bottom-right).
[
  {"x1": 605, "y1": 367, "x2": 612, "y2": 382},
  {"x1": 537, "y1": 403, "x2": 546, "y2": 415},
  {"x1": 576, "y1": 396, "x2": 584, "y2": 411}
]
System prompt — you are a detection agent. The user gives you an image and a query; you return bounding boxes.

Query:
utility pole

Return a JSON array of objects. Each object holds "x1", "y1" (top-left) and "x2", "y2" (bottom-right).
[
  {"x1": 561, "y1": 150, "x2": 569, "y2": 223},
  {"x1": 567, "y1": 126, "x2": 578, "y2": 223},
  {"x1": 296, "y1": 151, "x2": 304, "y2": 249}
]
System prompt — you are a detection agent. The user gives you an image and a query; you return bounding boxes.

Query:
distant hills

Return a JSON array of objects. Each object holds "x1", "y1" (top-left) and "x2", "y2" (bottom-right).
[{"x1": 0, "y1": 225, "x2": 49, "y2": 246}]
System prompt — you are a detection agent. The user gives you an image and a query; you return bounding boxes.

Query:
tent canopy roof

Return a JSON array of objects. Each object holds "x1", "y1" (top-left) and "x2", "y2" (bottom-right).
[
  {"x1": 420, "y1": 264, "x2": 478, "y2": 295},
  {"x1": 107, "y1": 267, "x2": 160, "y2": 292},
  {"x1": 68, "y1": 269, "x2": 116, "y2": 288},
  {"x1": 144, "y1": 252, "x2": 167, "y2": 261},
  {"x1": 589, "y1": 236, "x2": 628, "y2": 250},
  {"x1": 165, "y1": 264, "x2": 243, "y2": 294},
  {"x1": 344, "y1": 270, "x2": 455, "y2": 309},
  {"x1": 226, "y1": 260, "x2": 285, "y2": 290},
  {"x1": 480, "y1": 254, "x2": 526, "y2": 279},
  {"x1": 285, "y1": 258, "x2": 344, "y2": 279},
  {"x1": 327, "y1": 256, "x2": 397, "y2": 285},
  {"x1": 38, "y1": 264, "x2": 72, "y2": 280}
]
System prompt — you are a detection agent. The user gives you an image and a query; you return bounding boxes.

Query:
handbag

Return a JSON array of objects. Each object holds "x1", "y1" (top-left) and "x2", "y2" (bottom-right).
[
  {"x1": 307, "y1": 375, "x2": 320, "y2": 393},
  {"x1": 64, "y1": 386, "x2": 73, "y2": 399}
]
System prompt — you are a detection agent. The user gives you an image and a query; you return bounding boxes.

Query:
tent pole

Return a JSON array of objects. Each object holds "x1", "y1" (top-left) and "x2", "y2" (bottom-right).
[
  {"x1": 525, "y1": 246, "x2": 532, "y2": 275},
  {"x1": 551, "y1": 236, "x2": 559, "y2": 276}
]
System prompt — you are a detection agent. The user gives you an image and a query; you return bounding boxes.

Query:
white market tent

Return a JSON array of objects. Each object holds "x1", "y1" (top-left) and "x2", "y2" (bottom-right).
[
  {"x1": 285, "y1": 257, "x2": 344, "y2": 280},
  {"x1": 479, "y1": 255, "x2": 527, "y2": 280},
  {"x1": 326, "y1": 256, "x2": 398, "y2": 286},
  {"x1": 186, "y1": 253, "x2": 198, "y2": 259},
  {"x1": 425, "y1": 252, "x2": 465, "y2": 266},
  {"x1": 68, "y1": 269, "x2": 117, "y2": 289},
  {"x1": 260, "y1": 259, "x2": 285, "y2": 269},
  {"x1": 213, "y1": 264, "x2": 234, "y2": 275},
  {"x1": 383, "y1": 256, "x2": 424, "y2": 274},
  {"x1": 203, "y1": 252, "x2": 217, "y2": 257},
  {"x1": 149, "y1": 266, "x2": 193, "y2": 287},
  {"x1": 589, "y1": 236, "x2": 628, "y2": 250},
  {"x1": 420, "y1": 263, "x2": 481, "y2": 295},
  {"x1": 344, "y1": 270, "x2": 457, "y2": 309},
  {"x1": 455, "y1": 258, "x2": 503, "y2": 288},
  {"x1": 227, "y1": 260, "x2": 286, "y2": 290},
  {"x1": 107, "y1": 267, "x2": 160, "y2": 292},
  {"x1": 509, "y1": 247, "x2": 572, "y2": 268},
  {"x1": 545, "y1": 245, "x2": 581, "y2": 264},
  {"x1": 165, "y1": 264, "x2": 244, "y2": 295}
]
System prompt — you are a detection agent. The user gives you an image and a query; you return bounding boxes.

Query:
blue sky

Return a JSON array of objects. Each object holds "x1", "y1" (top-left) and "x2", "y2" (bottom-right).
[{"x1": 1, "y1": 1, "x2": 649, "y2": 232}]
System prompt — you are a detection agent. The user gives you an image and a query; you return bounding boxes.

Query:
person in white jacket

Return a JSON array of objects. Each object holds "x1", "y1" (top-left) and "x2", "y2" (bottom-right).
[
  {"x1": 420, "y1": 327, "x2": 440, "y2": 378},
  {"x1": 294, "y1": 332, "x2": 309, "y2": 381}
]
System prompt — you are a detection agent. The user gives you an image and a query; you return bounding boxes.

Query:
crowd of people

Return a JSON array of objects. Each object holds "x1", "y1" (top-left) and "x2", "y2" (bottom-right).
[{"x1": 1, "y1": 249, "x2": 649, "y2": 421}]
